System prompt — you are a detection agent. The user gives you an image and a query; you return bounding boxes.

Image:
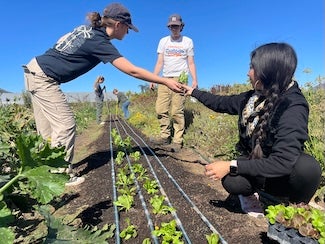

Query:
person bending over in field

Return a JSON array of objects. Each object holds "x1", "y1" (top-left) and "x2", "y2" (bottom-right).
[{"x1": 23, "y1": 3, "x2": 183, "y2": 187}]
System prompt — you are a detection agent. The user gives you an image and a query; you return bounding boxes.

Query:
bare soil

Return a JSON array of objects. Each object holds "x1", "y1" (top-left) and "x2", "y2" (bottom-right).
[{"x1": 56, "y1": 117, "x2": 278, "y2": 244}]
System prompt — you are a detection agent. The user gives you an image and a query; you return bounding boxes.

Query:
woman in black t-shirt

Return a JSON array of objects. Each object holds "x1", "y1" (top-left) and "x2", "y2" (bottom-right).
[{"x1": 23, "y1": 3, "x2": 183, "y2": 187}]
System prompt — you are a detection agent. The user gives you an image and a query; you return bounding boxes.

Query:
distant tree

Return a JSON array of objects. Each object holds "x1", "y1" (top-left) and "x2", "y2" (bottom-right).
[
  {"x1": 0, "y1": 88, "x2": 10, "y2": 94},
  {"x1": 138, "y1": 84, "x2": 149, "y2": 93},
  {"x1": 303, "y1": 68, "x2": 312, "y2": 74}
]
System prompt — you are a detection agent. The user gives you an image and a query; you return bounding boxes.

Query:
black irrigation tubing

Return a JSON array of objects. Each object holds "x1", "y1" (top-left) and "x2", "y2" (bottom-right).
[
  {"x1": 112, "y1": 120, "x2": 160, "y2": 244},
  {"x1": 116, "y1": 116, "x2": 228, "y2": 244},
  {"x1": 109, "y1": 113, "x2": 121, "y2": 244},
  {"x1": 114, "y1": 117, "x2": 191, "y2": 244}
]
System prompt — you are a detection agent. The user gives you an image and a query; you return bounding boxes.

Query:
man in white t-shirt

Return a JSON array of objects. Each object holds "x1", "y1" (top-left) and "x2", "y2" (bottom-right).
[{"x1": 150, "y1": 14, "x2": 198, "y2": 152}]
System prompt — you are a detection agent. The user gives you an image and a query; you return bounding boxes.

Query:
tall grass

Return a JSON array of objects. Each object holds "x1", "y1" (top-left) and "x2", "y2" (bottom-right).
[{"x1": 302, "y1": 82, "x2": 325, "y2": 172}]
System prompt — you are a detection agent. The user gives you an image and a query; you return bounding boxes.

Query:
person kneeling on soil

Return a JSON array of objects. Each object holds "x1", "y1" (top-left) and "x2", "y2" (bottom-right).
[{"x1": 181, "y1": 42, "x2": 321, "y2": 217}]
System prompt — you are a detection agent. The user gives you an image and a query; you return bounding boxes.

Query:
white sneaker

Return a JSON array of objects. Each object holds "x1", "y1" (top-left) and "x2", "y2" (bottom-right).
[
  {"x1": 50, "y1": 167, "x2": 70, "y2": 174},
  {"x1": 99, "y1": 121, "x2": 105, "y2": 125},
  {"x1": 65, "y1": 176, "x2": 85, "y2": 187},
  {"x1": 238, "y1": 193, "x2": 264, "y2": 218}
]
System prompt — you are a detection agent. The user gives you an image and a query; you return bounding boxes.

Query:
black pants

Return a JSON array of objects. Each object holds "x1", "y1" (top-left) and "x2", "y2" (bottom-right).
[{"x1": 221, "y1": 153, "x2": 321, "y2": 203}]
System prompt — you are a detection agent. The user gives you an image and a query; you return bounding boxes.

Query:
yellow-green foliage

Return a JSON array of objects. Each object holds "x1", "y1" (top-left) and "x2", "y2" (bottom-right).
[
  {"x1": 128, "y1": 91, "x2": 160, "y2": 137},
  {"x1": 183, "y1": 98, "x2": 238, "y2": 160},
  {"x1": 302, "y1": 81, "x2": 325, "y2": 172},
  {"x1": 70, "y1": 102, "x2": 96, "y2": 133}
]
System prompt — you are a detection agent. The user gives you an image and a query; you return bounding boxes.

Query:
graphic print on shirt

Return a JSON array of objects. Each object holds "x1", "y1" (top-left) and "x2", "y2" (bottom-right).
[
  {"x1": 55, "y1": 25, "x2": 94, "y2": 54},
  {"x1": 165, "y1": 45, "x2": 187, "y2": 57}
]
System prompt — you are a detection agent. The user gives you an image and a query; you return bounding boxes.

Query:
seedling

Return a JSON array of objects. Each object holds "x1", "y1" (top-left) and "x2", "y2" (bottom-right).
[
  {"x1": 130, "y1": 151, "x2": 141, "y2": 162},
  {"x1": 116, "y1": 172, "x2": 135, "y2": 187},
  {"x1": 266, "y1": 203, "x2": 325, "y2": 242},
  {"x1": 152, "y1": 219, "x2": 183, "y2": 243},
  {"x1": 143, "y1": 179, "x2": 159, "y2": 195},
  {"x1": 150, "y1": 195, "x2": 175, "y2": 215},
  {"x1": 115, "y1": 151, "x2": 125, "y2": 165},
  {"x1": 117, "y1": 185, "x2": 137, "y2": 196},
  {"x1": 206, "y1": 232, "x2": 220, "y2": 244},
  {"x1": 120, "y1": 218, "x2": 137, "y2": 240},
  {"x1": 113, "y1": 194, "x2": 134, "y2": 211},
  {"x1": 132, "y1": 163, "x2": 148, "y2": 181},
  {"x1": 178, "y1": 71, "x2": 188, "y2": 84}
]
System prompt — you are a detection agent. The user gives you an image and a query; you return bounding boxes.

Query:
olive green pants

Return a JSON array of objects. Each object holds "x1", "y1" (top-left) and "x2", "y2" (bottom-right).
[{"x1": 155, "y1": 81, "x2": 185, "y2": 145}]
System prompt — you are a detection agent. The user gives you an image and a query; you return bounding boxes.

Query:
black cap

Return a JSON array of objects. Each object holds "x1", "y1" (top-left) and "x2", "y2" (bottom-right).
[{"x1": 103, "y1": 3, "x2": 139, "y2": 32}]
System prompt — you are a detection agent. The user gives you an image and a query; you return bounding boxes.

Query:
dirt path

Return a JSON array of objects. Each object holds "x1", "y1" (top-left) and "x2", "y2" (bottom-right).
[{"x1": 57, "y1": 117, "x2": 276, "y2": 244}]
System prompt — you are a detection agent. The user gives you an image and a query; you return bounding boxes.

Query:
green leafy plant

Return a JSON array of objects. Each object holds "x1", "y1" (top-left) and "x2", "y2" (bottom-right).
[
  {"x1": 178, "y1": 71, "x2": 188, "y2": 85},
  {"x1": 115, "y1": 151, "x2": 125, "y2": 165},
  {"x1": 117, "y1": 185, "x2": 137, "y2": 196},
  {"x1": 0, "y1": 134, "x2": 68, "y2": 202},
  {"x1": 111, "y1": 129, "x2": 132, "y2": 152},
  {"x1": 266, "y1": 203, "x2": 325, "y2": 242},
  {"x1": 116, "y1": 172, "x2": 135, "y2": 187},
  {"x1": 113, "y1": 194, "x2": 134, "y2": 211},
  {"x1": 38, "y1": 205, "x2": 116, "y2": 243},
  {"x1": 152, "y1": 219, "x2": 183, "y2": 243},
  {"x1": 0, "y1": 133, "x2": 69, "y2": 242},
  {"x1": 143, "y1": 179, "x2": 159, "y2": 195},
  {"x1": 130, "y1": 151, "x2": 141, "y2": 162},
  {"x1": 71, "y1": 101, "x2": 96, "y2": 133},
  {"x1": 150, "y1": 195, "x2": 175, "y2": 215},
  {"x1": 206, "y1": 232, "x2": 220, "y2": 244},
  {"x1": 142, "y1": 238, "x2": 151, "y2": 244},
  {"x1": 132, "y1": 163, "x2": 148, "y2": 181},
  {"x1": 0, "y1": 200, "x2": 15, "y2": 243},
  {"x1": 120, "y1": 218, "x2": 138, "y2": 240}
]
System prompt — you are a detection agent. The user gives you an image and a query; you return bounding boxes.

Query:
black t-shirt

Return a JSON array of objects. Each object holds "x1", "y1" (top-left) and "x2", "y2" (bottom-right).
[{"x1": 36, "y1": 25, "x2": 122, "y2": 83}]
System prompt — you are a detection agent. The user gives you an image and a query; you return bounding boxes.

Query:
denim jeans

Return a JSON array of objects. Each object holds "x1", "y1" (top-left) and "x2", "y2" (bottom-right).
[{"x1": 121, "y1": 100, "x2": 130, "y2": 119}]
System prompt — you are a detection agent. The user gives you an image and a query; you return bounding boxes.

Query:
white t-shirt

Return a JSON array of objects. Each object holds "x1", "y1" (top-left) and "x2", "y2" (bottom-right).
[{"x1": 157, "y1": 35, "x2": 194, "y2": 77}]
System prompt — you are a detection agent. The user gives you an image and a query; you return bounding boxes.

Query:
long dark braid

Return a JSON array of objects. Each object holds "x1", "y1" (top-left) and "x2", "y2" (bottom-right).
[
  {"x1": 249, "y1": 43, "x2": 297, "y2": 159},
  {"x1": 251, "y1": 85, "x2": 280, "y2": 159}
]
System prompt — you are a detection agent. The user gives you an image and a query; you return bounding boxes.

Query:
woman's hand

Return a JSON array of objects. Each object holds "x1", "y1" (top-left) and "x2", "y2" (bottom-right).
[
  {"x1": 180, "y1": 83, "x2": 195, "y2": 96},
  {"x1": 205, "y1": 161, "x2": 231, "y2": 180},
  {"x1": 163, "y1": 78, "x2": 184, "y2": 92}
]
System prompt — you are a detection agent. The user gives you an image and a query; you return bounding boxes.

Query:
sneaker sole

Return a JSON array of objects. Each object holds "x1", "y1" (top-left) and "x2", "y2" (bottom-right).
[
  {"x1": 65, "y1": 177, "x2": 85, "y2": 187},
  {"x1": 50, "y1": 168, "x2": 70, "y2": 174}
]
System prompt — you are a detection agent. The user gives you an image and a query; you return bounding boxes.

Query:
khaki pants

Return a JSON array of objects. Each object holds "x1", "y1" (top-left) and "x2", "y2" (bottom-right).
[
  {"x1": 155, "y1": 80, "x2": 185, "y2": 144},
  {"x1": 23, "y1": 58, "x2": 76, "y2": 163}
]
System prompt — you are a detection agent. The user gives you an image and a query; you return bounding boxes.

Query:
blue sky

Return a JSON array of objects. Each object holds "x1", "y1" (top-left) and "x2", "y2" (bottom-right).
[{"x1": 0, "y1": 0, "x2": 324, "y2": 93}]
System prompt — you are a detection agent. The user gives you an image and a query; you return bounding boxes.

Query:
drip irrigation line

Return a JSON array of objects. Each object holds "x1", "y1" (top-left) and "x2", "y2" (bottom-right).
[
  {"x1": 113, "y1": 121, "x2": 159, "y2": 244},
  {"x1": 115, "y1": 118, "x2": 192, "y2": 244},
  {"x1": 118, "y1": 118, "x2": 228, "y2": 244},
  {"x1": 109, "y1": 114, "x2": 121, "y2": 244}
]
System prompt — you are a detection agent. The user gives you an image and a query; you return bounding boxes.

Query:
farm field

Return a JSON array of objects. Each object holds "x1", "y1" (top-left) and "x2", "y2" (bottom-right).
[
  {"x1": 2, "y1": 82, "x2": 323, "y2": 243},
  {"x1": 56, "y1": 115, "x2": 276, "y2": 244}
]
